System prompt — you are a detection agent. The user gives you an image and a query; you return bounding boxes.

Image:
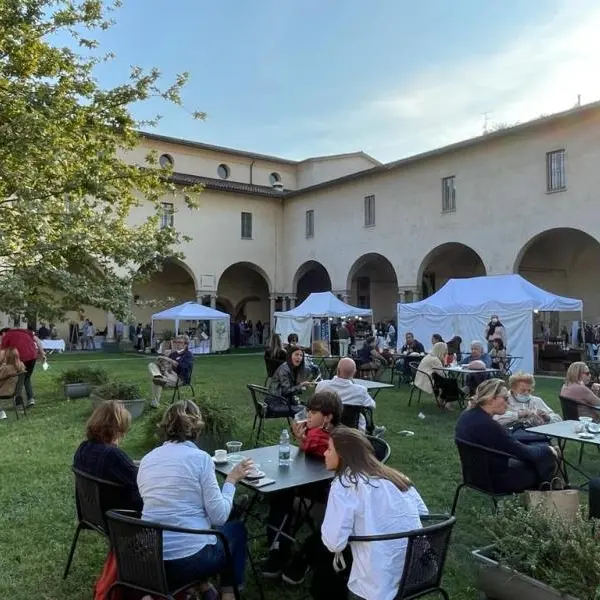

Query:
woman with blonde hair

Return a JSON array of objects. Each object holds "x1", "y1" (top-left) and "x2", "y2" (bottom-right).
[
  {"x1": 137, "y1": 400, "x2": 252, "y2": 600},
  {"x1": 455, "y1": 379, "x2": 556, "y2": 493},
  {"x1": 561, "y1": 361, "x2": 600, "y2": 421},
  {"x1": 73, "y1": 400, "x2": 142, "y2": 510},
  {"x1": 320, "y1": 426, "x2": 428, "y2": 600},
  {"x1": 414, "y1": 342, "x2": 460, "y2": 404},
  {"x1": 0, "y1": 347, "x2": 26, "y2": 420}
]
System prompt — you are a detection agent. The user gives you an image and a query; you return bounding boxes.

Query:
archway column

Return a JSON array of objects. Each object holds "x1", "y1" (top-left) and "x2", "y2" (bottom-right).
[
  {"x1": 269, "y1": 293, "x2": 277, "y2": 326},
  {"x1": 105, "y1": 311, "x2": 115, "y2": 341},
  {"x1": 398, "y1": 286, "x2": 421, "y2": 303},
  {"x1": 334, "y1": 289, "x2": 350, "y2": 303}
]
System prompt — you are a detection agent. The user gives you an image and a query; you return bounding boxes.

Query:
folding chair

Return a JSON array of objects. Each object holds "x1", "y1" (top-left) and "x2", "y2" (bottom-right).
[
  {"x1": 408, "y1": 363, "x2": 442, "y2": 408},
  {"x1": 348, "y1": 515, "x2": 456, "y2": 600},
  {"x1": 0, "y1": 372, "x2": 27, "y2": 420},
  {"x1": 170, "y1": 368, "x2": 195, "y2": 403},
  {"x1": 247, "y1": 384, "x2": 294, "y2": 445}
]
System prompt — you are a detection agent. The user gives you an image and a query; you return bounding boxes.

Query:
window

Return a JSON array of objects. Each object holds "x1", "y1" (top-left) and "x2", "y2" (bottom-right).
[
  {"x1": 546, "y1": 149, "x2": 566, "y2": 192},
  {"x1": 442, "y1": 176, "x2": 456, "y2": 212},
  {"x1": 241, "y1": 212, "x2": 253, "y2": 239},
  {"x1": 160, "y1": 202, "x2": 174, "y2": 229},
  {"x1": 364, "y1": 195, "x2": 375, "y2": 227},
  {"x1": 305, "y1": 209, "x2": 314, "y2": 238},
  {"x1": 218, "y1": 164, "x2": 230, "y2": 179},
  {"x1": 269, "y1": 172, "x2": 281, "y2": 185},
  {"x1": 159, "y1": 154, "x2": 174, "y2": 169}
]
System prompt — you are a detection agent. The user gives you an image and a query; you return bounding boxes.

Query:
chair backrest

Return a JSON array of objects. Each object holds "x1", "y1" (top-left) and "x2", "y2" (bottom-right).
[
  {"x1": 341, "y1": 404, "x2": 363, "y2": 429},
  {"x1": 72, "y1": 467, "x2": 127, "y2": 535},
  {"x1": 559, "y1": 395, "x2": 582, "y2": 420},
  {"x1": 349, "y1": 515, "x2": 456, "y2": 600},
  {"x1": 247, "y1": 384, "x2": 269, "y2": 416},
  {"x1": 454, "y1": 438, "x2": 515, "y2": 494},
  {"x1": 0, "y1": 371, "x2": 25, "y2": 400},
  {"x1": 265, "y1": 356, "x2": 284, "y2": 378},
  {"x1": 366, "y1": 435, "x2": 391, "y2": 464},
  {"x1": 105, "y1": 510, "x2": 169, "y2": 594}
]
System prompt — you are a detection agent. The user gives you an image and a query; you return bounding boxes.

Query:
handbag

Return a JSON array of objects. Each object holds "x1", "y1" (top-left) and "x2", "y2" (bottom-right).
[{"x1": 524, "y1": 478, "x2": 580, "y2": 522}]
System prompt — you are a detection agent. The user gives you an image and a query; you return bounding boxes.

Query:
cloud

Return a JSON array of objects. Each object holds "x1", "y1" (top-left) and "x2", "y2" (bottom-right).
[{"x1": 285, "y1": 1, "x2": 600, "y2": 162}]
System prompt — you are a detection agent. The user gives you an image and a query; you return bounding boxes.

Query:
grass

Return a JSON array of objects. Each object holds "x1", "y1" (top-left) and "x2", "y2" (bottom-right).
[{"x1": 0, "y1": 353, "x2": 582, "y2": 600}]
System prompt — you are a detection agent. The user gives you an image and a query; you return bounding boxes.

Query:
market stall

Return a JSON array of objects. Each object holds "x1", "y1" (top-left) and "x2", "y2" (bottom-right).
[{"x1": 151, "y1": 301, "x2": 230, "y2": 355}]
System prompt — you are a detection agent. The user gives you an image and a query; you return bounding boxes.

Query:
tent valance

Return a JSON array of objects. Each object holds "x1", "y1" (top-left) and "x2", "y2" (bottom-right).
[
  {"x1": 274, "y1": 291, "x2": 372, "y2": 319},
  {"x1": 152, "y1": 301, "x2": 229, "y2": 321}
]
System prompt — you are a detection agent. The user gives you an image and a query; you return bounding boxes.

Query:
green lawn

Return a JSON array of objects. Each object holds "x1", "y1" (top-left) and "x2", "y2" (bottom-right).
[{"x1": 0, "y1": 353, "x2": 578, "y2": 600}]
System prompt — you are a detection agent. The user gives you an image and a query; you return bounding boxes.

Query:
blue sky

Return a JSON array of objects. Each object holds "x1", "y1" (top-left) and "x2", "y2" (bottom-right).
[{"x1": 89, "y1": 0, "x2": 600, "y2": 162}]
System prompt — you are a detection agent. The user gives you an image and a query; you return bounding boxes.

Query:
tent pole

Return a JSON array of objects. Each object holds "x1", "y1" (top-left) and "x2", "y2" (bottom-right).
[{"x1": 150, "y1": 319, "x2": 154, "y2": 351}]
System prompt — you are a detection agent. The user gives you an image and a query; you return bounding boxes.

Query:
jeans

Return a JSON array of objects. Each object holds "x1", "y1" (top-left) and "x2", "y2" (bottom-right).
[
  {"x1": 164, "y1": 520, "x2": 246, "y2": 591},
  {"x1": 23, "y1": 359, "x2": 36, "y2": 401}
]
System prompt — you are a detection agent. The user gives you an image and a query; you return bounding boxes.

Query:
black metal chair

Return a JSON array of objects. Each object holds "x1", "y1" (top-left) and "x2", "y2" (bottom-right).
[
  {"x1": 63, "y1": 467, "x2": 127, "y2": 579},
  {"x1": 171, "y1": 369, "x2": 195, "y2": 403},
  {"x1": 348, "y1": 514, "x2": 456, "y2": 600},
  {"x1": 408, "y1": 363, "x2": 442, "y2": 408},
  {"x1": 503, "y1": 355, "x2": 522, "y2": 377},
  {"x1": 105, "y1": 509, "x2": 242, "y2": 600},
  {"x1": 367, "y1": 435, "x2": 391, "y2": 464},
  {"x1": 247, "y1": 384, "x2": 293, "y2": 445},
  {"x1": 263, "y1": 356, "x2": 284, "y2": 386},
  {"x1": 451, "y1": 438, "x2": 527, "y2": 515},
  {"x1": 0, "y1": 372, "x2": 27, "y2": 419},
  {"x1": 559, "y1": 395, "x2": 600, "y2": 465},
  {"x1": 341, "y1": 404, "x2": 375, "y2": 435}
]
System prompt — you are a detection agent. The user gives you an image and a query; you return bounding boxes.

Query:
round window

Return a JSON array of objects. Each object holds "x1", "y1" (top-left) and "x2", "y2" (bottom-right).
[
  {"x1": 218, "y1": 164, "x2": 230, "y2": 179},
  {"x1": 269, "y1": 172, "x2": 281, "y2": 185},
  {"x1": 159, "y1": 154, "x2": 174, "y2": 169}
]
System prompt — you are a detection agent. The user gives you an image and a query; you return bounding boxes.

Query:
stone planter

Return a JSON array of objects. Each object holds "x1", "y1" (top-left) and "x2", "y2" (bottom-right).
[
  {"x1": 472, "y1": 546, "x2": 579, "y2": 600},
  {"x1": 90, "y1": 394, "x2": 146, "y2": 420},
  {"x1": 64, "y1": 382, "x2": 92, "y2": 399}
]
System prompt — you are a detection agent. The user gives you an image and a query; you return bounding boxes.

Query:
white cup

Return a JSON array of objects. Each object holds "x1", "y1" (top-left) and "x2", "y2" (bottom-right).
[{"x1": 214, "y1": 449, "x2": 227, "y2": 462}]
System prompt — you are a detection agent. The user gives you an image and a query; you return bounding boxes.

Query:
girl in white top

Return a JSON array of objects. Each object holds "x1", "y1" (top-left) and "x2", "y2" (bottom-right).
[{"x1": 321, "y1": 427, "x2": 428, "y2": 600}]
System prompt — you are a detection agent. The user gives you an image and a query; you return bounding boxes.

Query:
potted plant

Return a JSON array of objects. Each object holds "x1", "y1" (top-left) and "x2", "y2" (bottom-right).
[
  {"x1": 56, "y1": 366, "x2": 109, "y2": 399},
  {"x1": 472, "y1": 499, "x2": 599, "y2": 600},
  {"x1": 92, "y1": 381, "x2": 146, "y2": 419}
]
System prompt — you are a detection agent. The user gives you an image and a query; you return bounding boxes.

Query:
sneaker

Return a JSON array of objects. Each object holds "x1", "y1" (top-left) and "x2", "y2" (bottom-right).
[
  {"x1": 0, "y1": 410, "x2": 7, "y2": 420},
  {"x1": 150, "y1": 399, "x2": 160, "y2": 409},
  {"x1": 281, "y1": 557, "x2": 310, "y2": 586},
  {"x1": 26, "y1": 398, "x2": 35, "y2": 407},
  {"x1": 373, "y1": 425, "x2": 386, "y2": 438},
  {"x1": 261, "y1": 552, "x2": 284, "y2": 579},
  {"x1": 152, "y1": 376, "x2": 166, "y2": 387}
]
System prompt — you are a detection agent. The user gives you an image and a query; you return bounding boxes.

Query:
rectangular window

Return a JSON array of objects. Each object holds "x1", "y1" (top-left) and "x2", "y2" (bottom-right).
[
  {"x1": 160, "y1": 202, "x2": 174, "y2": 228},
  {"x1": 441, "y1": 176, "x2": 456, "y2": 212},
  {"x1": 546, "y1": 149, "x2": 566, "y2": 192},
  {"x1": 241, "y1": 211, "x2": 253, "y2": 239},
  {"x1": 364, "y1": 195, "x2": 375, "y2": 227},
  {"x1": 305, "y1": 209, "x2": 314, "y2": 238}
]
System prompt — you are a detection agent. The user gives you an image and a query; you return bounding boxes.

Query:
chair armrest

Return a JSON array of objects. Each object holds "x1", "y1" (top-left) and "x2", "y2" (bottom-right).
[
  {"x1": 455, "y1": 438, "x2": 518, "y2": 461},
  {"x1": 349, "y1": 515, "x2": 455, "y2": 542}
]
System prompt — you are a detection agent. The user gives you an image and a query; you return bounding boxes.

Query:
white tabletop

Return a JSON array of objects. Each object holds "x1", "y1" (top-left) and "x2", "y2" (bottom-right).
[
  {"x1": 352, "y1": 378, "x2": 395, "y2": 390},
  {"x1": 41, "y1": 339, "x2": 66, "y2": 351},
  {"x1": 527, "y1": 420, "x2": 600, "y2": 444},
  {"x1": 441, "y1": 366, "x2": 499, "y2": 374}
]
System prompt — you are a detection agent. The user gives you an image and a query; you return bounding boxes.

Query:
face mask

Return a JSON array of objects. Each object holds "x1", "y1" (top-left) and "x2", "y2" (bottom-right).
[
  {"x1": 515, "y1": 393, "x2": 531, "y2": 403},
  {"x1": 177, "y1": 348, "x2": 185, "y2": 354}
]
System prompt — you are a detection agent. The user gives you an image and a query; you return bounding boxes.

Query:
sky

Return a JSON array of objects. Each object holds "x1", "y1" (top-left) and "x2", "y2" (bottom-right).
[{"x1": 84, "y1": 0, "x2": 600, "y2": 162}]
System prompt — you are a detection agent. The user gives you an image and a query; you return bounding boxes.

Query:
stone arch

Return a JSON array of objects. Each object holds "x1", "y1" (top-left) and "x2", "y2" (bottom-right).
[
  {"x1": 417, "y1": 243, "x2": 486, "y2": 298},
  {"x1": 293, "y1": 260, "x2": 332, "y2": 304},
  {"x1": 514, "y1": 227, "x2": 600, "y2": 324},
  {"x1": 346, "y1": 253, "x2": 398, "y2": 321},
  {"x1": 217, "y1": 262, "x2": 271, "y2": 326}
]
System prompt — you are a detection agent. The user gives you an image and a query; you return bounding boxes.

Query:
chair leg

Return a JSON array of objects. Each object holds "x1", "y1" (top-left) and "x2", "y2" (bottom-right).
[
  {"x1": 438, "y1": 588, "x2": 450, "y2": 600},
  {"x1": 408, "y1": 386, "x2": 415, "y2": 406},
  {"x1": 450, "y1": 484, "x2": 464, "y2": 515},
  {"x1": 246, "y1": 548, "x2": 265, "y2": 600},
  {"x1": 63, "y1": 523, "x2": 83, "y2": 579},
  {"x1": 579, "y1": 443, "x2": 585, "y2": 465}
]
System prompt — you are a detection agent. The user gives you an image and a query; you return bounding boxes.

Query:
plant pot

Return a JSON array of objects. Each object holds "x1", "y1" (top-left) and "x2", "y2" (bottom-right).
[
  {"x1": 472, "y1": 546, "x2": 580, "y2": 600},
  {"x1": 64, "y1": 382, "x2": 92, "y2": 399},
  {"x1": 90, "y1": 395, "x2": 146, "y2": 420}
]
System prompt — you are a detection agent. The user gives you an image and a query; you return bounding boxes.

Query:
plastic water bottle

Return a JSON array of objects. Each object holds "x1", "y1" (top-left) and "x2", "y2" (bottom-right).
[{"x1": 279, "y1": 429, "x2": 291, "y2": 467}]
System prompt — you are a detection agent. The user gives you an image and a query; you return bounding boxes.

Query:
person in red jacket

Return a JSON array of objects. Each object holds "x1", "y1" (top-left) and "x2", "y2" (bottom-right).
[
  {"x1": 0, "y1": 326, "x2": 45, "y2": 408},
  {"x1": 262, "y1": 391, "x2": 342, "y2": 582}
]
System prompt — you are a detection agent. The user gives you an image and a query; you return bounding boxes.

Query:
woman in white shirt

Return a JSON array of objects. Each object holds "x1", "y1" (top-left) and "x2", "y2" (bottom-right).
[
  {"x1": 137, "y1": 400, "x2": 253, "y2": 600},
  {"x1": 321, "y1": 427, "x2": 428, "y2": 600}
]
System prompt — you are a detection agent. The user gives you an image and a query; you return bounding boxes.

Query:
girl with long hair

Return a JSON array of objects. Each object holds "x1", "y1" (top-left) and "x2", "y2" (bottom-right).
[
  {"x1": 320, "y1": 427, "x2": 428, "y2": 600},
  {"x1": 0, "y1": 347, "x2": 26, "y2": 420}
]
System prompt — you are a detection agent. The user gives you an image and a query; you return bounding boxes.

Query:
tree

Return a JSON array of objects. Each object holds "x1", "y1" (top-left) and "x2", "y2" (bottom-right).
[{"x1": 0, "y1": 0, "x2": 204, "y2": 322}]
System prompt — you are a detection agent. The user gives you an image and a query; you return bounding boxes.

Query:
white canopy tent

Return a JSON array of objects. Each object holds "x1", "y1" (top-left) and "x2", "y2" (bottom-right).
[
  {"x1": 151, "y1": 301, "x2": 231, "y2": 354},
  {"x1": 397, "y1": 274, "x2": 582, "y2": 373},
  {"x1": 275, "y1": 291, "x2": 372, "y2": 348}
]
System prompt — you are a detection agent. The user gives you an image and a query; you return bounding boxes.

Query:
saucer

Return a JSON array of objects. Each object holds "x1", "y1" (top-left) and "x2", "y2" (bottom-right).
[
  {"x1": 212, "y1": 456, "x2": 229, "y2": 465},
  {"x1": 578, "y1": 432, "x2": 595, "y2": 439},
  {"x1": 245, "y1": 470, "x2": 266, "y2": 480}
]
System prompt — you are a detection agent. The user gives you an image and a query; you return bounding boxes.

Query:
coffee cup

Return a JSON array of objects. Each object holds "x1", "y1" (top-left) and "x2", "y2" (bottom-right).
[{"x1": 214, "y1": 449, "x2": 227, "y2": 462}]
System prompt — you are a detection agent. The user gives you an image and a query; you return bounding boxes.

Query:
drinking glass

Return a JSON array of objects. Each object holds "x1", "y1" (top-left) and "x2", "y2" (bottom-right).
[{"x1": 226, "y1": 441, "x2": 243, "y2": 463}]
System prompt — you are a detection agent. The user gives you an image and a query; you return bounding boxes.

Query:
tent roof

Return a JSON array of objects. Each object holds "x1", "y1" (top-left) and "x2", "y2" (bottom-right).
[
  {"x1": 152, "y1": 301, "x2": 230, "y2": 321},
  {"x1": 399, "y1": 274, "x2": 582, "y2": 315},
  {"x1": 274, "y1": 291, "x2": 372, "y2": 319}
]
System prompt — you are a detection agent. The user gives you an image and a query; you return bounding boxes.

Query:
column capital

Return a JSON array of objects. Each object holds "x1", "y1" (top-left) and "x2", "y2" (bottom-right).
[{"x1": 269, "y1": 293, "x2": 279, "y2": 301}]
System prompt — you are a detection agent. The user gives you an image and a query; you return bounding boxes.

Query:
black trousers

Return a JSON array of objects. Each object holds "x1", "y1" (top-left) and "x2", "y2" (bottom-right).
[{"x1": 23, "y1": 359, "x2": 36, "y2": 401}]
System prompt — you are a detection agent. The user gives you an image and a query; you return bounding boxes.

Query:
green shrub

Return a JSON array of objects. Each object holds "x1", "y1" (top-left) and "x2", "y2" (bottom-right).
[
  {"x1": 483, "y1": 498, "x2": 600, "y2": 598},
  {"x1": 55, "y1": 366, "x2": 109, "y2": 386},
  {"x1": 94, "y1": 381, "x2": 141, "y2": 401}
]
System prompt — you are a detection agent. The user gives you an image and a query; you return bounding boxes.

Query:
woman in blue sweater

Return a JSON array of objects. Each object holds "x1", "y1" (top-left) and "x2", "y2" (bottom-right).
[{"x1": 455, "y1": 378, "x2": 557, "y2": 493}]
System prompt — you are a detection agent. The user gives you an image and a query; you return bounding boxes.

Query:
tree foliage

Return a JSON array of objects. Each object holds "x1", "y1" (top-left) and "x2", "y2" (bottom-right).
[{"x1": 0, "y1": 0, "x2": 203, "y2": 321}]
